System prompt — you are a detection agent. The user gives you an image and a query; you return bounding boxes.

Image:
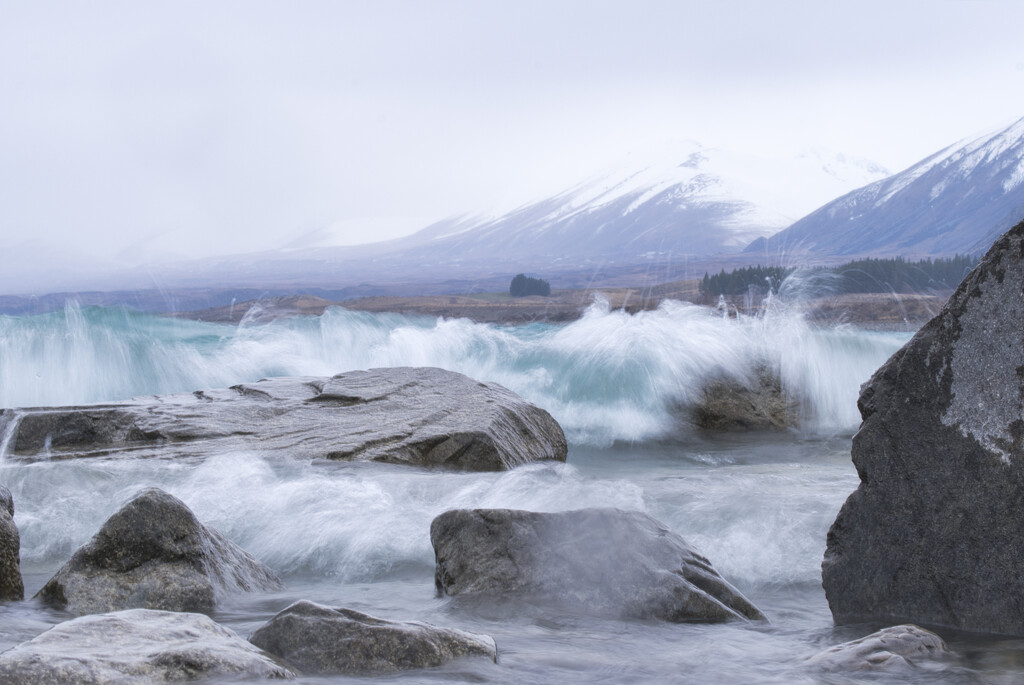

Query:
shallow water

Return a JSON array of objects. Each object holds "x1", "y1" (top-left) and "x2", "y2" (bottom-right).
[
  {"x1": 1, "y1": 302, "x2": 1020, "y2": 682},
  {"x1": 4, "y1": 439, "x2": 1017, "y2": 684}
]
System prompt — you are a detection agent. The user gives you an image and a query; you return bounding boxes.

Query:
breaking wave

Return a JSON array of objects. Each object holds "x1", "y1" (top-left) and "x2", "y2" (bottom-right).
[{"x1": 0, "y1": 298, "x2": 907, "y2": 445}]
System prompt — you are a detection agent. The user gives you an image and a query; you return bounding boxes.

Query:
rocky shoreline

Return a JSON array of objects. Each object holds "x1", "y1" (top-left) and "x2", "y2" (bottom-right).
[
  {"x1": 168, "y1": 286, "x2": 949, "y2": 330},
  {"x1": 3, "y1": 222, "x2": 1023, "y2": 681}
]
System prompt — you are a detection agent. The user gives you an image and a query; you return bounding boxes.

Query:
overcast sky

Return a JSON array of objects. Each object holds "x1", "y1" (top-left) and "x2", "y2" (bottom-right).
[{"x1": 2, "y1": 0, "x2": 1024, "y2": 266}]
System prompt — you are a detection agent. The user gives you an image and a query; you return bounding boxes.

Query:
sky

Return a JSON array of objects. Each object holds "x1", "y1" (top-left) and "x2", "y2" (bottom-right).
[{"x1": 2, "y1": 0, "x2": 1024, "y2": 270}]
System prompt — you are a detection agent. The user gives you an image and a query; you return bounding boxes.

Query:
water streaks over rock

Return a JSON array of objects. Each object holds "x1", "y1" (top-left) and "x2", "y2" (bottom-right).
[
  {"x1": 431, "y1": 507, "x2": 765, "y2": 623},
  {"x1": 807, "y1": 624, "x2": 951, "y2": 672},
  {"x1": 0, "y1": 609, "x2": 293, "y2": 682}
]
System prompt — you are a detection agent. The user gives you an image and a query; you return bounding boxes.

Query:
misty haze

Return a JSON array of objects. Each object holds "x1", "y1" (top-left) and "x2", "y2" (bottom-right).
[{"x1": 2, "y1": 2, "x2": 1024, "y2": 683}]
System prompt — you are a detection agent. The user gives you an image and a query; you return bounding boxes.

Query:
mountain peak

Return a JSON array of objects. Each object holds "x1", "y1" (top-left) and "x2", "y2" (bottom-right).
[
  {"x1": 747, "y1": 116, "x2": 1024, "y2": 259},
  {"x1": 379, "y1": 143, "x2": 889, "y2": 266}
]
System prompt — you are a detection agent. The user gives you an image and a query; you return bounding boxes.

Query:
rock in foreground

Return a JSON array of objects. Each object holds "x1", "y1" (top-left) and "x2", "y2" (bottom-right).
[
  {"x1": 37, "y1": 488, "x2": 282, "y2": 615},
  {"x1": 693, "y1": 367, "x2": 798, "y2": 431},
  {"x1": 249, "y1": 600, "x2": 496, "y2": 675},
  {"x1": 0, "y1": 483, "x2": 24, "y2": 602},
  {"x1": 431, "y1": 508, "x2": 765, "y2": 623},
  {"x1": 2, "y1": 367, "x2": 567, "y2": 471},
  {"x1": 0, "y1": 609, "x2": 293, "y2": 682},
  {"x1": 807, "y1": 624, "x2": 951, "y2": 672},
  {"x1": 823, "y1": 220, "x2": 1024, "y2": 634}
]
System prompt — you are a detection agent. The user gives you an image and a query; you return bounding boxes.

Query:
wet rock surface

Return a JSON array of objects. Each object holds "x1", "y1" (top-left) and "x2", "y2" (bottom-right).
[
  {"x1": 0, "y1": 483, "x2": 23, "y2": 602},
  {"x1": 807, "y1": 624, "x2": 951, "y2": 672},
  {"x1": 431, "y1": 507, "x2": 765, "y2": 623},
  {"x1": 1, "y1": 367, "x2": 567, "y2": 471},
  {"x1": 693, "y1": 367, "x2": 799, "y2": 431},
  {"x1": 0, "y1": 608, "x2": 294, "y2": 682},
  {"x1": 823, "y1": 220, "x2": 1024, "y2": 634},
  {"x1": 248, "y1": 600, "x2": 496, "y2": 675},
  {"x1": 37, "y1": 488, "x2": 282, "y2": 615}
]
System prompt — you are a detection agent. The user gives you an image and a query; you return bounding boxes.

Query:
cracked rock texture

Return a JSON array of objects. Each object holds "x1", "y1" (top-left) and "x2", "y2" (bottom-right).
[
  {"x1": 0, "y1": 367, "x2": 566, "y2": 471},
  {"x1": 823, "y1": 220, "x2": 1024, "y2": 634},
  {"x1": 249, "y1": 600, "x2": 496, "y2": 675},
  {"x1": 431, "y1": 507, "x2": 765, "y2": 623},
  {"x1": 37, "y1": 488, "x2": 282, "y2": 615},
  {"x1": 0, "y1": 483, "x2": 24, "y2": 601},
  {"x1": 0, "y1": 608, "x2": 294, "y2": 682},
  {"x1": 693, "y1": 366, "x2": 799, "y2": 431}
]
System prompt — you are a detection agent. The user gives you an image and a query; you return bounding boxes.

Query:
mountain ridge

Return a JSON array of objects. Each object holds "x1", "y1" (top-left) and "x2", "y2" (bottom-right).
[
  {"x1": 285, "y1": 142, "x2": 890, "y2": 266},
  {"x1": 745, "y1": 117, "x2": 1024, "y2": 259}
]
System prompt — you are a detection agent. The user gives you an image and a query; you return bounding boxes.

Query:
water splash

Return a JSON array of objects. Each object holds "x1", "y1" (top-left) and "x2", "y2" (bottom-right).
[{"x1": 0, "y1": 299, "x2": 908, "y2": 445}]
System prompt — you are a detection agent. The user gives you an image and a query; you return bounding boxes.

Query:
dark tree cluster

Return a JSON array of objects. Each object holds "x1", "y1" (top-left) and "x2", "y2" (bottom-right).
[
  {"x1": 700, "y1": 255, "x2": 978, "y2": 297},
  {"x1": 700, "y1": 266, "x2": 794, "y2": 296},
  {"x1": 509, "y1": 274, "x2": 551, "y2": 297},
  {"x1": 831, "y1": 255, "x2": 978, "y2": 293}
]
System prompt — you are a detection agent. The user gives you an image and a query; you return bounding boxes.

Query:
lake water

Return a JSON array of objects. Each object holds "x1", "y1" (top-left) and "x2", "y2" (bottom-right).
[{"x1": 2, "y1": 299, "x2": 1019, "y2": 682}]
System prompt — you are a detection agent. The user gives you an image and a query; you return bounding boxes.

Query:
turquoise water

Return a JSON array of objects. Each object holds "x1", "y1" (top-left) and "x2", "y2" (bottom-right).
[
  {"x1": 0, "y1": 299, "x2": 907, "y2": 443},
  {"x1": 6, "y1": 301, "x2": 1012, "y2": 683}
]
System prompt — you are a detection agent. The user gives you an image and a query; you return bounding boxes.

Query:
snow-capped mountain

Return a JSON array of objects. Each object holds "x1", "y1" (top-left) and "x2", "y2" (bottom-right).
[
  {"x1": 299, "y1": 142, "x2": 889, "y2": 267},
  {"x1": 746, "y1": 117, "x2": 1024, "y2": 259}
]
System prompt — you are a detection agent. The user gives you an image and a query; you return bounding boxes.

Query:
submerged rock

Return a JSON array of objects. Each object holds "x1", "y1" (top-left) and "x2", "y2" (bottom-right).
[
  {"x1": 430, "y1": 508, "x2": 765, "y2": 623},
  {"x1": 2, "y1": 367, "x2": 566, "y2": 471},
  {"x1": 823, "y1": 220, "x2": 1024, "y2": 635},
  {"x1": 807, "y1": 624, "x2": 951, "y2": 672},
  {"x1": 0, "y1": 608, "x2": 294, "y2": 682},
  {"x1": 0, "y1": 483, "x2": 24, "y2": 602},
  {"x1": 37, "y1": 488, "x2": 282, "y2": 615},
  {"x1": 249, "y1": 600, "x2": 496, "y2": 675},
  {"x1": 693, "y1": 367, "x2": 798, "y2": 431}
]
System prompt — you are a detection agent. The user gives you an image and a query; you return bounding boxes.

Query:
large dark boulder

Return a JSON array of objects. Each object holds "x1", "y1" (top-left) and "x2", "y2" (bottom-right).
[
  {"x1": 0, "y1": 483, "x2": 24, "y2": 602},
  {"x1": 249, "y1": 600, "x2": 496, "y2": 675},
  {"x1": 1, "y1": 367, "x2": 566, "y2": 471},
  {"x1": 37, "y1": 488, "x2": 282, "y2": 615},
  {"x1": 430, "y1": 508, "x2": 765, "y2": 623},
  {"x1": 823, "y1": 220, "x2": 1024, "y2": 634},
  {"x1": 0, "y1": 608, "x2": 294, "y2": 682}
]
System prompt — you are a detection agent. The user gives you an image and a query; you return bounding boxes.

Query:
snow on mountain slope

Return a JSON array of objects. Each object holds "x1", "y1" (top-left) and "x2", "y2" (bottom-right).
[
  {"x1": 746, "y1": 116, "x2": 1024, "y2": 259},
  {"x1": 360, "y1": 142, "x2": 890, "y2": 266}
]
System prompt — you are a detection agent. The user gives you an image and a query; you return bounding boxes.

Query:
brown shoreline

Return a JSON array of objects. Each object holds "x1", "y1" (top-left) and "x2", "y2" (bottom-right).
[{"x1": 168, "y1": 280, "x2": 950, "y2": 330}]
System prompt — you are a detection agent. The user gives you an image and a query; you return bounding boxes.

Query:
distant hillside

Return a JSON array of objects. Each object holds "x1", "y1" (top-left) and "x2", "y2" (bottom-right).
[
  {"x1": 745, "y1": 117, "x2": 1024, "y2": 259},
  {"x1": 293, "y1": 143, "x2": 888, "y2": 266}
]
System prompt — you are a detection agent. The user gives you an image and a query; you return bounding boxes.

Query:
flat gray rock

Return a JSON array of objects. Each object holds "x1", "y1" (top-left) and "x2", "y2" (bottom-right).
[
  {"x1": 431, "y1": 508, "x2": 765, "y2": 623},
  {"x1": 807, "y1": 624, "x2": 951, "y2": 672},
  {"x1": 1, "y1": 484, "x2": 23, "y2": 601},
  {"x1": 823, "y1": 220, "x2": 1024, "y2": 634},
  {"x1": 0, "y1": 367, "x2": 567, "y2": 471},
  {"x1": 249, "y1": 600, "x2": 496, "y2": 675},
  {"x1": 37, "y1": 488, "x2": 283, "y2": 615},
  {"x1": 0, "y1": 608, "x2": 294, "y2": 683}
]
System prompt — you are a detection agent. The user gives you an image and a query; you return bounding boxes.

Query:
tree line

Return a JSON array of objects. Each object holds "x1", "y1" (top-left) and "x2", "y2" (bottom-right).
[{"x1": 700, "y1": 255, "x2": 979, "y2": 296}]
